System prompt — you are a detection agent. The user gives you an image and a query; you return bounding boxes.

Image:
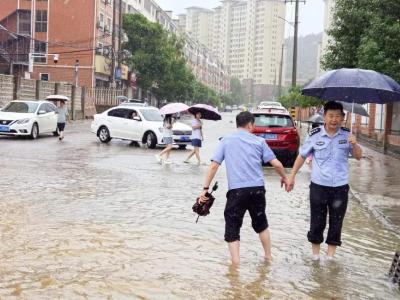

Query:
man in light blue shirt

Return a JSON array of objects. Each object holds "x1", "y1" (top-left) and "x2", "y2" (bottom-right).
[
  {"x1": 198, "y1": 111, "x2": 289, "y2": 265},
  {"x1": 288, "y1": 101, "x2": 362, "y2": 261}
]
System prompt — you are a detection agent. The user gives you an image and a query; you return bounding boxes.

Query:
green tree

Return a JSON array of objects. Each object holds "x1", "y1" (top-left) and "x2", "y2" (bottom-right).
[
  {"x1": 322, "y1": 0, "x2": 400, "y2": 83},
  {"x1": 123, "y1": 14, "x2": 195, "y2": 102},
  {"x1": 357, "y1": 1, "x2": 400, "y2": 82},
  {"x1": 321, "y1": 0, "x2": 371, "y2": 69},
  {"x1": 279, "y1": 86, "x2": 323, "y2": 109}
]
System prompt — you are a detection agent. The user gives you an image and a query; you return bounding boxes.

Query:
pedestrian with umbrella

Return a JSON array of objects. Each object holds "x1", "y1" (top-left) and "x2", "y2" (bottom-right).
[
  {"x1": 155, "y1": 103, "x2": 189, "y2": 164},
  {"x1": 46, "y1": 95, "x2": 70, "y2": 141},
  {"x1": 184, "y1": 104, "x2": 221, "y2": 165},
  {"x1": 287, "y1": 68, "x2": 400, "y2": 261}
]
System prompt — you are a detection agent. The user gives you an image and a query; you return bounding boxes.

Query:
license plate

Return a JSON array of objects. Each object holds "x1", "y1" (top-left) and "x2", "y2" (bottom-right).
[
  {"x1": 0, "y1": 125, "x2": 10, "y2": 132},
  {"x1": 180, "y1": 136, "x2": 190, "y2": 141},
  {"x1": 264, "y1": 133, "x2": 277, "y2": 140}
]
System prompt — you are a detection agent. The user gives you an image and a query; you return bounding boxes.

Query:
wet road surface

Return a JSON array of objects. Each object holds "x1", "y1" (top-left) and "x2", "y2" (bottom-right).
[{"x1": 0, "y1": 114, "x2": 399, "y2": 299}]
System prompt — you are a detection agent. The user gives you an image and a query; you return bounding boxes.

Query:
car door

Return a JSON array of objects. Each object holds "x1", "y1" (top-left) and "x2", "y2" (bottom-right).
[
  {"x1": 106, "y1": 108, "x2": 127, "y2": 138},
  {"x1": 46, "y1": 103, "x2": 58, "y2": 132},
  {"x1": 123, "y1": 109, "x2": 142, "y2": 141},
  {"x1": 36, "y1": 103, "x2": 52, "y2": 132}
]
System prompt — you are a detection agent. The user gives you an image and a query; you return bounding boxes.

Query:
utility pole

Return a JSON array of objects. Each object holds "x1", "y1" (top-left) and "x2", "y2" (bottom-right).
[
  {"x1": 278, "y1": 44, "x2": 284, "y2": 98},
  {"x1": 74, "y1": 59, "x2": 80, "y2": 87},
  {"x1": 111, "y1": 0, "x2": 117, "y2": 87},
  {"x1": 284, "y1": 0, "x2": 306, "y2": 87}
]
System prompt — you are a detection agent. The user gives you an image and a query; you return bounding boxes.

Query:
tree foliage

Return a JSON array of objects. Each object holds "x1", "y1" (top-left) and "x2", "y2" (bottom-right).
[
  {"x1": 279, "y1": 86, "x2": 323, "y2": 109},
  {"x1": 322, "y1": 0, "x2": 400, "y2": 82},
  {"x1": 122, "y1": 13, "x2": 223, "y2": 105}
]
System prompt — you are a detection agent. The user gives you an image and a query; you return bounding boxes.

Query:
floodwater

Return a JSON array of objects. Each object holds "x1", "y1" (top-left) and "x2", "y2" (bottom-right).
[{"x1": 0, "y1": 114, "x2": 399, "y2": 299}]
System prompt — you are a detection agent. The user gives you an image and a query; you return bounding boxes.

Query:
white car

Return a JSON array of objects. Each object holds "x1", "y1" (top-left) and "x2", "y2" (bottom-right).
[
  {"x1": 0, "y1": 100, "x2": 59, "y2": 139},
  {"x1": 257, "y1": 101, "x2": 287, "y2": 112},
  {"x1": 91, "y1": 105, "x2": 193, "y2": 149}
]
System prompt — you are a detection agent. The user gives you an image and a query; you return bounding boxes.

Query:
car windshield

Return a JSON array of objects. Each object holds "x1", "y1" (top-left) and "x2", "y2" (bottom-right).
[
  {"x1": 254, "y1": 114, "x2": 293, "y2": 128},
  {"x1": 2, "y1": 102, "x2": 38, "y2": 113},
  {"x1": 139, "y1": 109, "x2": 163, "y2": 121}
]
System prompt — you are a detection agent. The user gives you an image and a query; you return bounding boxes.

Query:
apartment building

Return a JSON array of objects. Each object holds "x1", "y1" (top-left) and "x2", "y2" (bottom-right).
[
  {"x1": 0, "y1": 0, "x2": 128, "y2": 88},
  {"x1": 178, "y1": 0, "x2": 286, "y2": 102},
  {"x1": 123, "y1": 0, "x2": 230, "y2": 95}
]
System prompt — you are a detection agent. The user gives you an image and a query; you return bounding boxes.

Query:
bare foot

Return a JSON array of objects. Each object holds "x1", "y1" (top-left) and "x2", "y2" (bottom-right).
[{"x1": 264, "y1": 255, "x2": 273, "y2": 262}]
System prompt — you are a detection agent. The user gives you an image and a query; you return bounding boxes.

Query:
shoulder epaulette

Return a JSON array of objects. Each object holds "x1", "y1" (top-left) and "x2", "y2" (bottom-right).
[
  {"x1": 309, "y1": 127, "x2": 321, "y2": 136},
  {"x1": 341, "y1": 127, "x2": 350, "y2": 132}
]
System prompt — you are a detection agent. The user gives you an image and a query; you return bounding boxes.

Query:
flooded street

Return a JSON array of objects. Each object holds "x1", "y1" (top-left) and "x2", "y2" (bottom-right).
[{"x1": 0, "y1": 113, "x2": 399, "y2": 299}]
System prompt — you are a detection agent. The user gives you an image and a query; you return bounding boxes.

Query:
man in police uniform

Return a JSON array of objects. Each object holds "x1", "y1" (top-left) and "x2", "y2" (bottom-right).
[{"x1": 287, "y1": 101, "x2": 362, "y2": 260}]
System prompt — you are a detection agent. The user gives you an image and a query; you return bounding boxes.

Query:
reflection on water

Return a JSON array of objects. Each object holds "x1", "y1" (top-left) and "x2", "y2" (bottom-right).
[{"x1": 0, "y1": 117, "x2": 399, "y2": 299}]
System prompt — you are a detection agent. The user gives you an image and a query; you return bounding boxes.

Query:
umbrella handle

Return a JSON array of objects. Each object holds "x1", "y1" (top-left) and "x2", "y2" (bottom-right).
[{"x1": 350, "y1": 101, "x2": 354, "y2": 133}]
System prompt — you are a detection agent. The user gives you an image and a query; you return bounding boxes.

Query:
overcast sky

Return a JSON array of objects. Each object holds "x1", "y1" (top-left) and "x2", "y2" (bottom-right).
[{"x1": 157, "y1": 0, "x2": 324, "y2": 37}]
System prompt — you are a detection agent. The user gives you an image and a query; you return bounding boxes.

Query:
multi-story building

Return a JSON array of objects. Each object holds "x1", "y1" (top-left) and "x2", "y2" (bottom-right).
[
  {"x1": 123, "y1": 0, "x2": 230, "y2": 95},
  {"x1": 0, "y1": 0, "x2": 128, "y2": 88},
  {"x1": 178, "y1": 0, "x2": 286, "y2": 102},
  {"x1": 184, "y1": 7, "x2": 214, "y2": 50}
]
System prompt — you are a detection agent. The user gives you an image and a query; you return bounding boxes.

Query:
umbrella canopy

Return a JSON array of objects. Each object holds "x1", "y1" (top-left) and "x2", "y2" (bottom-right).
[
  {"x1": 46, "y1": 95, "x2": 69, "y2": 101},
  {"x1": 306, "y1": 114, "x2": 324, "y2": 124},
  {"x1": 188, "y1": 104, "x2": 221, "y2": 121},
  {"x1": 338, "y1": 101, "x2": 369, "y2": 117},
  {"x1": 302, "y1": 68, "x2": 400, "y2": 104},
  {"x1": 159, "y1": 103, "x2": 189, "y2": 115}
]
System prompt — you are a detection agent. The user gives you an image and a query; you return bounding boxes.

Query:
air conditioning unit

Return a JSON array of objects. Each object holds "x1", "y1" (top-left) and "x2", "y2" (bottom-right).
[
  {"x1": 104, "y1": 25, "x2": 110, "y2": 32},
  {"x1": 97, "y1": 21, "x2": 105, "y2": 29},
  {"x1": 96, "y1": 48, "x2": 103, "y2": 55}
]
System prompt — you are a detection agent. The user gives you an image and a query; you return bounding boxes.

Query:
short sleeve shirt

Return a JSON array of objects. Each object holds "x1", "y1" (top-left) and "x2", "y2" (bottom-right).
[
  {"x1": 300, "y1": 126, "x2": 353, "y2": 187},
  {"x1": 57, "y1": 106, "x2": 69, "y2": 123},
  {"x1": 212, "y1": 130, "x2": 276, "y2": 190},
  {"x1": 191, "y1": 119, "x2": 202, "y2": 140}
]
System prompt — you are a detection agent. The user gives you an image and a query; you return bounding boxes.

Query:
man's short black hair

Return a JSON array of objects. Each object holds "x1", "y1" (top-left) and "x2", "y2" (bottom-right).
[
  {"x1": 236, "y1": 111, "x2": 255, "y2": 128},
  {"x1": 324, "y1": 101, "x2": 344, "y2": 116}
]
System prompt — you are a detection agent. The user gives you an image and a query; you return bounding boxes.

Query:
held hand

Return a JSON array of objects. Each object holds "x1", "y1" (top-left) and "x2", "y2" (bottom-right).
[
  {"x1": 348, "y1": 134, "x2": 357, "y2": 145},
  {"x1": 198, "y1": 190, "x2": 209, "y2": 203},
  {"x1": 286, "y1": 175, "x2": 295, "y2": 192}
]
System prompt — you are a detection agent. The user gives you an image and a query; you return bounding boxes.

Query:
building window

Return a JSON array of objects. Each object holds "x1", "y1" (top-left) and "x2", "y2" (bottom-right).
[
  {"x1": 34, "y1": 41, "x2": 47, "y2": 63},
  {"x1": 18, "y1": 11, "x2": 31, "y2": 34},
  {"x1": 40, "y1": 73, "x2": 49, "y2": 81},
  {"x1": 35, "y1": 10, "x2": 47, "y2": 32}
]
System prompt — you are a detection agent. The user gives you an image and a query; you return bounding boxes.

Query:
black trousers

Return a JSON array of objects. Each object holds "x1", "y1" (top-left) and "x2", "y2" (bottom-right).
[
  {"x1": 308, "y1": 182, "x2": 349, "y2": 246},
  {"x1": 224, "y1": 186, "x2": 268, "y2": 242}
]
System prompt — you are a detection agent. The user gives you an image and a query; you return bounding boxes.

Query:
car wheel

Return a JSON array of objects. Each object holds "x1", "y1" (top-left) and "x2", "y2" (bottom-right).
[
  {"x1": 30, "y1": 123, "x2": 39, "y2": 139},
  {"x1": 145, "y1": 131, "x2": 157, "y2": 149},
  {"x1": 178, "y1": 145, "x2": 187, "y2": 150},
  {"x1": 53, "y1": 126, "x2": 60, "y2": 136},
  {"x1": 98, "y1": 126, "x2": 111, "y2": 143}
]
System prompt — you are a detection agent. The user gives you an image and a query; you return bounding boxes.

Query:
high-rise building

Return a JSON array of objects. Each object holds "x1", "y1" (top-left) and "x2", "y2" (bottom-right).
[{"x1": 178, "y1": 0, "x2": 286, "y2": 102}]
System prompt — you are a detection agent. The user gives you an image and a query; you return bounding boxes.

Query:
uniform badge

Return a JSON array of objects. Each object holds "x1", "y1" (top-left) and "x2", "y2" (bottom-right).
[
  {"x1": 339, "y1": 139, "x2": 347, "y2": 144},
  {"x1": 316, "y1": 141, "x2": 325, "y2": 146}
]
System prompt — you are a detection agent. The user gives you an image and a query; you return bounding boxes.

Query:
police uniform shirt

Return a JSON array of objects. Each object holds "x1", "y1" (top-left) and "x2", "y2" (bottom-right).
[{"x1": 300, "y1": 126, "x2": 353, "y2": 187}]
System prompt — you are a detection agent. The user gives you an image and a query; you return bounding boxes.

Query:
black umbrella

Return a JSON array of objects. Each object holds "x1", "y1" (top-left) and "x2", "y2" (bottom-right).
[
  {"x1": 192, "y1": 182, "x2": 218, "y2": 223},
  {"x1": 302, "y1": 68, "x2": 400, "y2": 131},
  {"x1": 188, "y1": 104, "x2": 222, "y2": 121},
  {"x1": 306, "y1": 114, "x2": 324, "y2": 124}
]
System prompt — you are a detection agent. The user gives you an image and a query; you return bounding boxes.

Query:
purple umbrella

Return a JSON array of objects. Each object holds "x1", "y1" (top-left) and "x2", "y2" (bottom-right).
[
  {"x1": 188, "y1": 104, "x2": 222, "y2": 121},
  {"x1": 159, "y1": 103, "x2": 189, "y2": 115}
]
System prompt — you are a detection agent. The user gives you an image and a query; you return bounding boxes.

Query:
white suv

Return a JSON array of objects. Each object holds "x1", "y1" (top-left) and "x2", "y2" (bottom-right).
[{"x1": 91, "y1": 106, "x2": 192, "y2": 149}]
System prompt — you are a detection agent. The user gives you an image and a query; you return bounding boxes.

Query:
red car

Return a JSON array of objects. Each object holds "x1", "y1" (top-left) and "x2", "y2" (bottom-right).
[{"x1": 251, "y1": 109, "x2": 300, "y2": 167}]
